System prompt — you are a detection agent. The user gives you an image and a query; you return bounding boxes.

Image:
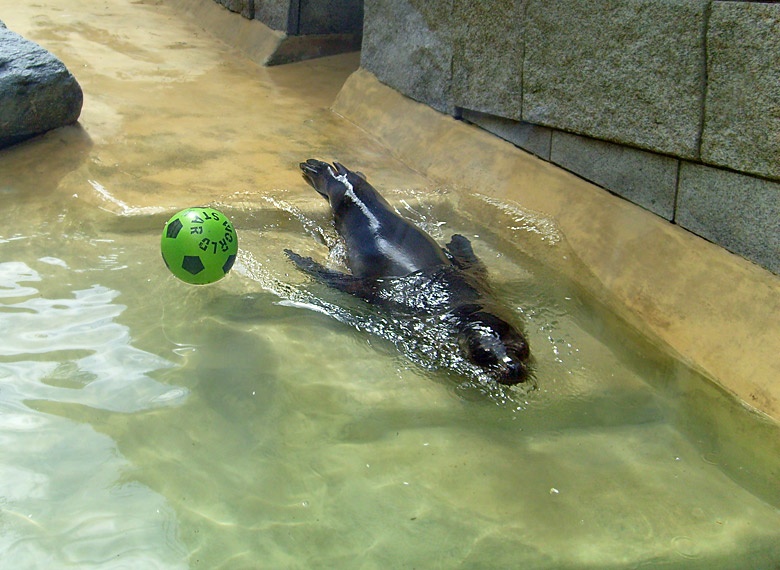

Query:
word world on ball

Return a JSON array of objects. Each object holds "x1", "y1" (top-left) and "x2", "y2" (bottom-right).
[{"x1": 161, "y1": 207, "x2": 238, "y2": 285}]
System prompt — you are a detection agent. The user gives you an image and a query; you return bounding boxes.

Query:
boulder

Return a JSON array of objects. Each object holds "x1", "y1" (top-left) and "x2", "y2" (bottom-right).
[{"x1": 0, "y1": 20, "x2": 83, "y2": 149}]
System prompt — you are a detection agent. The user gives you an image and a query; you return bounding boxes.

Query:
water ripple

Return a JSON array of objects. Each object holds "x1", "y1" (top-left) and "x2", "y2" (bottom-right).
[
  {"x1": 0, "y1": 260, "x2": 189, "y2": 568},
  {"x1": 0, "y1": 262, "x2": 187, "y2": 413}
]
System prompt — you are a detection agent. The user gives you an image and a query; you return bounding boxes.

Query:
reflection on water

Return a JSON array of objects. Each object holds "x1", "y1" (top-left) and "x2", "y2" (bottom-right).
[
  {"x1": 0, "y1": 261, "x2": 185, "y2": 412},
  {"x1": 0, "y1": 259, "x2": 188, "y2": 568},
  {"x1": 1, "y1": 0, "x2": 779, "y2": 568}
]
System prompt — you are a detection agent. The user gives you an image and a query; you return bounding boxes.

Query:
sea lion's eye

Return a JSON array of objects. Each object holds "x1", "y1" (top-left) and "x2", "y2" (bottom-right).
[
  {"x1": 472, "y1": 348, "x2": 497, "y2": 366},
  {"x1": 464, "y1": 336, "x2": 499, "y2": 366}
]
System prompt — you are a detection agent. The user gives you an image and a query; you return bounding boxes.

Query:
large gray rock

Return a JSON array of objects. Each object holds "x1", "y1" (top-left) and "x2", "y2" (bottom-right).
[
  {"x1": 0, "y1": 20, "x2": 83, "y2": 149},
  {"x1": 361, "y1": 0, "x2": 454, "y2": 113},
  {"x1": 523, "y1": 0, "x2": 707, "y2": 159},
  {"x1": 701, "y1": 2, "x2": 780, "y2": 181}
]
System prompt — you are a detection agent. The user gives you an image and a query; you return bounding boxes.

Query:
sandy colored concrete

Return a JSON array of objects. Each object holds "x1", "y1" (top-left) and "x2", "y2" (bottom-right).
[
  {"x1": 164, "y1": 0, "x2": 285, "y2": 66},
  {"x1": 333, "y1": 69, "x2": 780, "y2": 422},
  {"x1": 0, "y1": 0, "x2": 376, "y2": 217}
]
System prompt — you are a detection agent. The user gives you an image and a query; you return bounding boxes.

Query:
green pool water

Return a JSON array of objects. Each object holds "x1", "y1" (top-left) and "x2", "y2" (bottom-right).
[{"x1": 1, "y1": 1, "x2": 779, "y2": 568}]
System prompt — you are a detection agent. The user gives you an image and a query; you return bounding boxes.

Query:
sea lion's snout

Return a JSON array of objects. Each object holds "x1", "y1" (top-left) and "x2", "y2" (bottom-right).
[
  {"x1": 456, "y1": 311, "x2": 532, "y2": 385},
  {"x1": 299, "y1": 159, "x2": 355, "y2": 204},
  {"x1": 299, "y1": 159, "x2": 333, "y2": 200}
]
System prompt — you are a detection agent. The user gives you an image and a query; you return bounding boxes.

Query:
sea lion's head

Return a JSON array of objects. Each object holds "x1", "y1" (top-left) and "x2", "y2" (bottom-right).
[
  {"x1": 456, "y1": 310, "x2": 532, "y2": 385},
  {"x1": 300, "y1": 159, "x2": 367, "y2": 209}
]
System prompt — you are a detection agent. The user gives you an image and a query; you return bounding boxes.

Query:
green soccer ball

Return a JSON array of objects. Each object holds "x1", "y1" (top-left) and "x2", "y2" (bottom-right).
[{"x1": 161, "y1": 207, "x2": 238, "y2": 285}]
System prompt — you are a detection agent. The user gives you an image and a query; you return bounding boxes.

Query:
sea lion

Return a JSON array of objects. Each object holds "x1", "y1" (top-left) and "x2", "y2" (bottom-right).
[{"x1": 285, "y1": 159, "x2": 532, "y2": 385}]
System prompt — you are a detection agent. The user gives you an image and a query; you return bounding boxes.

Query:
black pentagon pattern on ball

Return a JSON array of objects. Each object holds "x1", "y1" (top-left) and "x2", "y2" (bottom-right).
[
  {"x1": 222, "y1": 254, "x2": 236, "y2": 274},
  {"x1": 182, "y1": 255, "x2": 205, "y2": 275},
  {"x1": 166, "y1": 218, "x2": 183, "y2": 239}
]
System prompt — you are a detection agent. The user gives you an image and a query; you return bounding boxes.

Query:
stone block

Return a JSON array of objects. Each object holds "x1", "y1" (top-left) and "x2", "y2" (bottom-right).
[
  {"x1": 451, "y1": 0, "x2": 524, "y2": 120},
  {"x1": 461, "y1": 108, "x2": 551, "y2": 160},
  {"x1": 298, "y1": 0, "x2": 364, "y2": 35},
  {"x1": 551, "y1": 131, "x2": 679, "y2": 220},
  {"x1": 701, "y1": 2, "x2": 780, "y2": 181},
  {"x1": 216, "y1": 0, "x2": 255, "y2": 19},
  {"x1": 255, "y1": 0, "x2": 291, "y2": 31},
  {"x1": 677, "y1": 163, "x2": 780, "y2": 274},
  {"x1": 523, "y1": 0, "x2": 707, "y2": 158},
  {"x1": 0, "y1": 21, "x2": 83, "y2": 149},
  {"x1": 361, "y1": 0, "x2": 454, "y2": 113}
]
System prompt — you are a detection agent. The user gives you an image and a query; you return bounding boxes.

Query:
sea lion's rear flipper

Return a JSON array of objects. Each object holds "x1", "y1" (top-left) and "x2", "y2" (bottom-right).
[
  {"x1": 444, "y1": 234, "x2": 488, "y2": 278},
  {"x1": 284, "y1": 249, "x2": 376, "y2": 299}
]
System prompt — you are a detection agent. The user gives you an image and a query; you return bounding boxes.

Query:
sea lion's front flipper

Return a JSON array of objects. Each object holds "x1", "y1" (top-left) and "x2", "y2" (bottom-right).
[
  {"x1": 444, "y1": 234, "x2": 488, "y2": 278},
  {"x1": 284, "y1": 249, "x2": 376, "y2": 299}
]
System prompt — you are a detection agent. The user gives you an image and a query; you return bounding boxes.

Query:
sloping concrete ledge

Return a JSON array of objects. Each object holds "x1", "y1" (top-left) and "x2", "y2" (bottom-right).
[
  {"x1": 333, "y1": 68, "x2": 780, "y2": 424},
  {"x1": 164, "y1": 0, "x2": 284, "y2": 65}
]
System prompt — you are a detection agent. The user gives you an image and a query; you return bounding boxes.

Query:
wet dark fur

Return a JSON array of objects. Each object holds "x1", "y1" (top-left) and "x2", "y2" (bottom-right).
[{"x1": 285, "y1": 159, "x2": 532, "y2": 385}]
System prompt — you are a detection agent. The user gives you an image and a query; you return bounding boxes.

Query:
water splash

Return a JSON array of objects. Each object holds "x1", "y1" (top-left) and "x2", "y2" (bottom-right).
[
  {"x1": 473, "y1": 192, "x2": 562, "y2": 245},
  {"x1": 234, "y1": 200, "x2": 534, "y2": 407},
  {"x1": 87, "y1": 180, "x2": 168, "y2": 216}
]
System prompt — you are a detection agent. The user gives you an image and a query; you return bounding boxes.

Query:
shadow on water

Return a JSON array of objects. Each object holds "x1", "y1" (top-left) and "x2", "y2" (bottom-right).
[{"x1": 0, "y1": 124, "x2": 93, "y2": 202}]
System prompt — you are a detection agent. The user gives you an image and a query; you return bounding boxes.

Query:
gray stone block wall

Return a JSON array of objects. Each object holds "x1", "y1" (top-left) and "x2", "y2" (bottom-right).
[
  {"x1": 299, "y1": 0, "x2": 364, "y2": 35},
  {"x1": 203, "y1": 0, "x2": 363, "y2": 63},
  {"x1": 361, "y1": 0, "x2": 454, "y2": 113},
  {"x1": 677, "y1": 164, "x2": 780, "y2": 275},
  {"x1": 550, "y1": 132, "x2": 679, "y2": 221},
  {"x1": 461, "y1": 109, "x2": 551, "y2": 160},
  {"x1": 360, "y1": 0, "x2": 780, "y2": 274},
  {"x1": 216, "y1": 0, "x2": 254, "y2": 19},
  {"x1": 702, "y1": 2, "x2": 780, "y2": 181},
  {"x1": 255, "y1": 1, "x2": 291, "y2": 31},
  {"x1": 523, "y1": 0, "x2": 708, "y2": 159},
  {"x1": 451, "y1": 0, "x2": 524, "y2": 120},
  {"x1": 212, "y1": 0, "x2": 364, "y2": 35}
]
